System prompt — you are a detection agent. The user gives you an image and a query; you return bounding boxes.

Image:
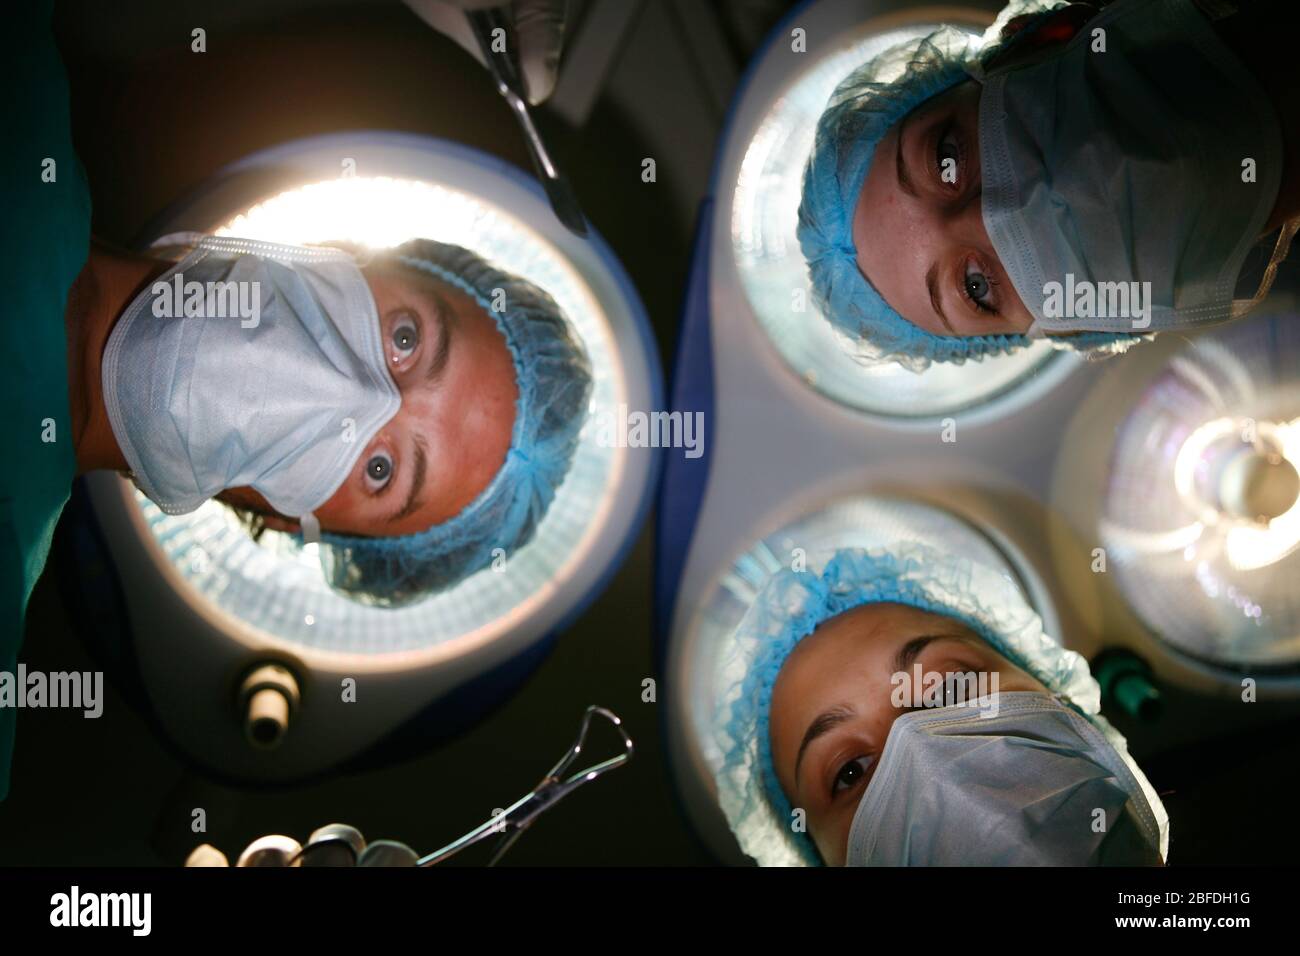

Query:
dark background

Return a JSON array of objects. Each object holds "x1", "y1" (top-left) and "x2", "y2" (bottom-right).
[{"x1": 2, "y1": 0, "x2": 1297, "y2": 867}]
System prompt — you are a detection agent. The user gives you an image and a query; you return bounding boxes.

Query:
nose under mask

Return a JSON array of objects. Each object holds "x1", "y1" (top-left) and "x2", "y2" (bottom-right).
[
  {"x1": 977, "y1": 0, "x2": 1284, "y2": 336},
  {"x1": 101, "y1": 234, "x2": 402, "y2": 535},
  {"x1": 845, "y1": 692, "x2": 1167, "y2": 866}
]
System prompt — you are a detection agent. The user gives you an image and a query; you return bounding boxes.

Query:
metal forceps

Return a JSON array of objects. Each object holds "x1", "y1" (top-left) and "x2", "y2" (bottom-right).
[
  {"x1": 417, "y1": 705, "x2": 633, "y2": 866},
  {"x1": 465, "y1": 6, "x2": 589, "y2": 237}
]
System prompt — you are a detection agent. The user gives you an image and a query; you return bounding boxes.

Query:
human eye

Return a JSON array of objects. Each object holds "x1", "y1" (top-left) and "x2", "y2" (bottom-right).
[
  {"x1": 831, "y1": 754, "x2": 876, "y2": 797},
  {"x1": 961, "y1": 256, "x2": 999, "y2": 315},
  {"x1": 385, "y1": 309, "x2": 421, "y2": 368},
  {"x1": 934, "y1": 121, "x2": 964, "y2": 187},
  {"x1": 916, "y1": 640, "x2": 995, "y2": 707},
  {"x1": 362, "y1": 448, "x2": 395, "y2": 493}
]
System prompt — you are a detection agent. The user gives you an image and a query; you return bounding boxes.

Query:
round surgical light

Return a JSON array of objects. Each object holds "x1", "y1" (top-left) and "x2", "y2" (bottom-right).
[
  {"x1": 118, "y1": 138, "x2": 654, "y2": 660},
  {"x1": 728, "y1": 23, "x2": 1065, "y2": 418},
  {"x1": 1102, "y1": 313, "x2": 1300, "y2": 668}
]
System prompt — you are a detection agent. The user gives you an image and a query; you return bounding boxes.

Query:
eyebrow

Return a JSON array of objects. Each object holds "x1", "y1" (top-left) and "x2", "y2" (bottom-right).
[
  {"x1": 388, "y1": 432, "x2": 428, "y2": 524},
  {"x1": 926, "y1": 262, "x2": 956, "y2": 334},
  {"x1": 794, "y1": 704, "x2": 854, "y2": 785},
  {"x1": 892, "y1": 634, "x2": 944, "y2": 676},
  {"x1": 425, "y1": 289, "x2": 455, "y2": 385},
  {"x1": 895, "y1": 111, "x2": 919, "y2": 199}
]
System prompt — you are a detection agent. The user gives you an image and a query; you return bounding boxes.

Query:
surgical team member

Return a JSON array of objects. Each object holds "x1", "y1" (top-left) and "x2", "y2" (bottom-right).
[
  {"x1": 2, "y1": 1, "x2": 590, "y2": 801},
  {"x1": 102, "y1": 235, "x2": 592, "y2": 606},
  {"x1": 798, "y1": 0, "x2": 1300, "y2": 371},
  {"x1": 3, "y1": 0, "x2": 93, "y2": 804},
  {"x1": 713, "y1": 541, "x2": 1169, "y2": 866}
]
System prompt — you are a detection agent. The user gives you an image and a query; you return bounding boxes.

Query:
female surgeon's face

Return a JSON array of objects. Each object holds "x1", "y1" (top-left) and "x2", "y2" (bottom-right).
[
  {"x1": 853, "y1": 79, "x2": 1035, "y2": 337},
  {"x1": 223, "y1": 260, "x2": 518, "y2": 536},
  {"x1": 767, "y1": 601, "x2": 1049, "y2": 866}
]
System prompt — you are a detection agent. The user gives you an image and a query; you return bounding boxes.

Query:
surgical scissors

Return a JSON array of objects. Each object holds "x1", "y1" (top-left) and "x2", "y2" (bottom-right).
[
  {"x1": 465, "y1": 6, "x2": 589, "y2": 237},
  {"x1": 417, "y1": 705, "x2": 633, "y2": 866}
]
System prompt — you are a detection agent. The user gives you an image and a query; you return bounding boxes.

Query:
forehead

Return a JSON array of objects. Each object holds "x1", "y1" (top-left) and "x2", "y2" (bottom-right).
[
  {"x1": 383, "y1": 260, "x2": 520, "y2": 526},
  {"x1": 778, "y1": 602, "x2": 950, "y2": 686},
  {"x1": 851, "y1": 122, "x2": 940, "y2": 333}
]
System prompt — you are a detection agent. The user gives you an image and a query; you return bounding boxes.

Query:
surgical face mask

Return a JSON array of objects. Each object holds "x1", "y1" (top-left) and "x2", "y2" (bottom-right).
[
  {"x1": 977, "y1": 0, "x2": 1285, "y2": 336},
  {"x1": 845, "y1": 692, "x2": 1166, "y2": 866},
  {"x1": 102, "y1": 234, "x2": 401, "y2": 536}
]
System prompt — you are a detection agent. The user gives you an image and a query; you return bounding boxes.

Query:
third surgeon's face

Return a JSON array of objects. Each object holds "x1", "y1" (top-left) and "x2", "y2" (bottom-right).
[
  {"x1": 224, "y1": 260, "x2": 518, "y2": 536},
  {"x1": 767, "y1": 602, "x2": 1049, "y2": 866},
  {"x1": 853, "y1": 79, "x2": 1035, "y2": 337}
]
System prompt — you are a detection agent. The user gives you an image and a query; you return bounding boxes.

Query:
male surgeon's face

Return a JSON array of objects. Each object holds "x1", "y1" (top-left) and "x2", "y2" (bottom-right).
[
  {"x1": 223, "y1": 260, "x2": 518, "y2": 536},
  {"x1": 767, "y1": 602, "x2": 1049, "y2": 866},
  {"x1": 852, "y1": 79, "x2": 1035, "y2": 337}
]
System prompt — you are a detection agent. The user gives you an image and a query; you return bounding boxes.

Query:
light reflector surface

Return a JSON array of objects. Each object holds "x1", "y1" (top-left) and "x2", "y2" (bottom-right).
[
  {"x1": 1102, "y1": 313, "x2": 1300, "y2": 668},
  {"x1": 132, "y1": 170, "x2": 629, "y2": 655}
]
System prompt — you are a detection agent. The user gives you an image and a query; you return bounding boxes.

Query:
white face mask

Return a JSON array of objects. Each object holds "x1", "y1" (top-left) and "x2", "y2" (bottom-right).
[
  {"x1": 845, "y1": 692, "x2": 1167, "y2": 866},
  {"x1": 977, "y1": 0, "x2": 1286, "y2": 336},
  {"x1": 102, "y1": 235, "x2": 401, "y2": 535}
]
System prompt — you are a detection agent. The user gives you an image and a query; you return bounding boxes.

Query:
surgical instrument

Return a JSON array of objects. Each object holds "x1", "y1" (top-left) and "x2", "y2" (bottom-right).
[
  {"x1": 466, "y1": 5, "x2": 589, "y2": 237},
  {"x1": 418, "y1": 705, "x2": 633, "y2": 865}
]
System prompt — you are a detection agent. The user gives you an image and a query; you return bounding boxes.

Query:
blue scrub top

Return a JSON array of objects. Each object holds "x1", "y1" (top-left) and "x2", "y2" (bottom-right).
[{"x1": 0, "y1": 0, "x2": 93, "y2": 801}]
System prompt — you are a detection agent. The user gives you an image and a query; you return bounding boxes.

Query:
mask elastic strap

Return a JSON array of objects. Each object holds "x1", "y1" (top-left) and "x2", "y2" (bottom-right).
[
  {"x1": 148, "y1": 229, "x2": 208, "y2": 250},
  {"x1": 299, "y1": 512, "x2": 322, "y2": 544},
  {"x1": 1231, "y1": 216, "x2": 1300, "y2": 320}
]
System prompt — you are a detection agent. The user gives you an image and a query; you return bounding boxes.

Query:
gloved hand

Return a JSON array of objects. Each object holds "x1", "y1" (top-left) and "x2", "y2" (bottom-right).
[
  {"x1": 185, "y1": 824, "x2": 420, "y2": 867},
  {"x1": 401, "y1": 0, "x2": 568, "y2": 105}
]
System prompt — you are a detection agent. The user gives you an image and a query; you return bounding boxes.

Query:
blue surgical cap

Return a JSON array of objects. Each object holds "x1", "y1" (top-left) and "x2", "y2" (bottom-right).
[
  {"x1": 713, "y1": 541, "x2": 1165, "y2": 866},
  {"x1": 796, "y1": 21, "x2": 1139, "y2": 371},
  {"x1": 317, "y1": 239, "x2": 593, "y2": 607}
]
